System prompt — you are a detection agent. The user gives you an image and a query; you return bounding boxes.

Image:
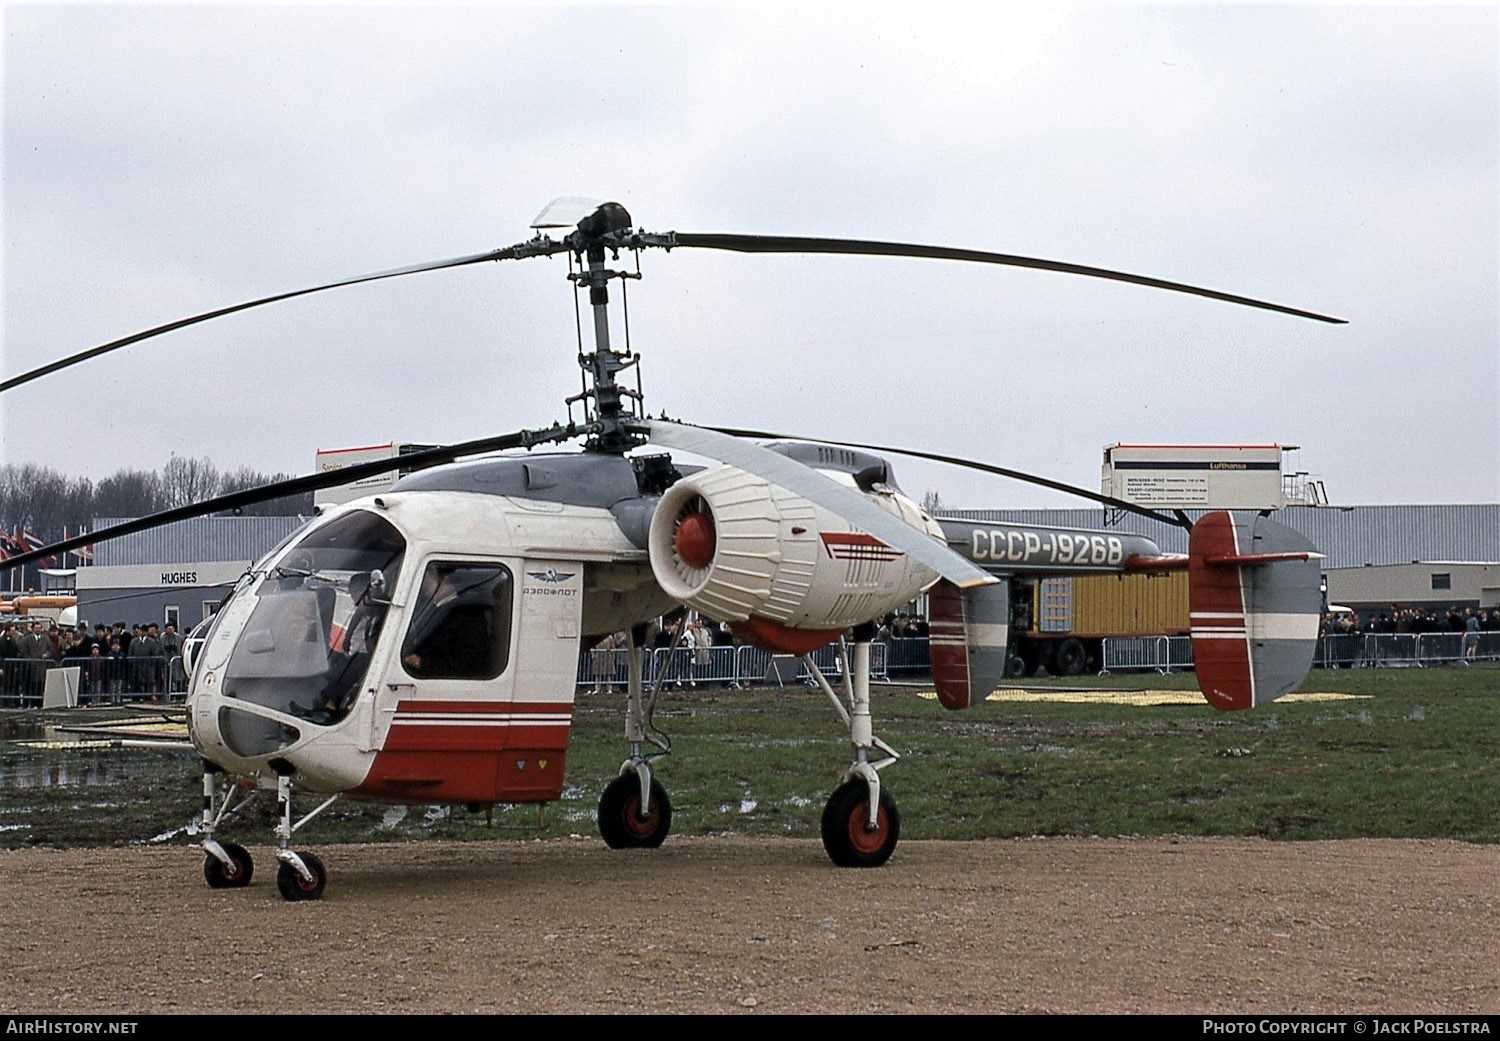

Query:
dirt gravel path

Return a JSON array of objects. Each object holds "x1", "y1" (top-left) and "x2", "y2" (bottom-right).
[{"x1": 1, "y1": 836, "x2": 1495, "y2": 1015}]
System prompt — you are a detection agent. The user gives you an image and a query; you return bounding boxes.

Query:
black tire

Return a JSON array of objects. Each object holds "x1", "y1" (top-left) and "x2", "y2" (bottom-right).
[
  {"x1": 276, "y1": 852, "x2": 327, "y2": 902},
  {"x1": 1018, "y1": 642, "x2": 1042, "y2": 677},
  {"x1": 203, "y1": 842, "x2": 253, "y2": 889},
  {"x1": 598, "y1": 774, "x2": 672, "y2": 849},
  {"x1": 1003, "y1": 654, "x2": 1027, "y2": 679},
  {"x1": 820, "y1": 779, "x2": 900, "y2": 868},
  {"x1": 1055, "y1": 638, "x2": 1087, "y2": 676}
]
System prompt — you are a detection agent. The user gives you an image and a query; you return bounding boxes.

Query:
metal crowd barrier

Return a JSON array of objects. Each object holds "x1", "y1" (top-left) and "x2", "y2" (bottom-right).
[
  {"x1": 0, "y1": 655, "x2": 189, "y2": 707},
  {"x1": 1099, "y1": 636, "x2": 1172, "y2": 674},
  {"x1": 9, "y1": 626, "x2": 1497, "y2": 709},
  {"x1": 1096, "y1": 632, "x2": 1500, "y2": 677},
  {"x1": 882, "y1": 637, "x2": 931, "y2": 674},
  {"x1": 1370, "y1": 630, "x2": 1500, "y2": 668},
  {"x1": 576, "y1": 641, "x2": 893, "y2": 692},
  {"x1": 575, "y1": 628, "x2": 1500, "y2": 689}
]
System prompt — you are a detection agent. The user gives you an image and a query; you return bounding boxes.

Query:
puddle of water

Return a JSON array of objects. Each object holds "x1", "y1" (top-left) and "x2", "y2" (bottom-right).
[
  {"x1": 0, "y1": 746, "x2": 188, "y2": 788},
  {"x1": 0, "y1": 717, "x2": 53, "y2": 742}
]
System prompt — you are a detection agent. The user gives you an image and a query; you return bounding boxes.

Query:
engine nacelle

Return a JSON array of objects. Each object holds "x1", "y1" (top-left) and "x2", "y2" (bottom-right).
[{"x1": 648, "y1": 464, "x2": 943, "y2": 652}]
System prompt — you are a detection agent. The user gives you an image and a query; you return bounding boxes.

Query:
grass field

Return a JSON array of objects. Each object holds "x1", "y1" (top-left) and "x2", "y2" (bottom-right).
[{"x1": 1, "y1": 663, "x2": 1496, "y2": 849}]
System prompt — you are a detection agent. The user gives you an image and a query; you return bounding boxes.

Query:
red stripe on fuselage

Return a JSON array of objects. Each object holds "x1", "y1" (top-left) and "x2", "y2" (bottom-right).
[{"x1": 356, "y1": 699, "x2": 574, "y2": 804}]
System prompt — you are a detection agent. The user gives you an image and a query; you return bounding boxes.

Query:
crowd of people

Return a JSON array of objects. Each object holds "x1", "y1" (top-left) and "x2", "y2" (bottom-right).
[
  {"x1": 0, "y1": 618, "x2": 186, "y2": 704},
  {"x1": 1321, "y1": 605, "x2": 1495, "y2": 666},
  {"x1": 1323, "y1": 606, "x2": 1496, "y2": 637}
]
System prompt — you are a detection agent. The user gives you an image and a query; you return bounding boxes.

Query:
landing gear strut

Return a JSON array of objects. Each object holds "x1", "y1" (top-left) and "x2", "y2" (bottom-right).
[
  {"x1": 271, "y1": 769, "x2": 341, "y2": 902},
  {"x1": 804, "y1": 626, "x2": 902, "y2": 868},
  {"x1": 197, "y1": 760, "x2": 346, "y2": 900},
  {"x1": 200, "y1": 761, "x2": 258, "y2": 890},
  {"x1": 599, "y1": 626, "x2": 674, "y2": 849}
]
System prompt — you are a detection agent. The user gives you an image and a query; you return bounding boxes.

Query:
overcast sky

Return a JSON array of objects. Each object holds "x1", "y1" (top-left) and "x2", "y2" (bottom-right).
[{"x1": 3, "y1": 2, "x2": 1496, "y2": 513}]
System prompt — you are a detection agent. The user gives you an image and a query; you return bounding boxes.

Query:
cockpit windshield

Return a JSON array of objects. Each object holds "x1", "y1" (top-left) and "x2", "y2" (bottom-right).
[{"x1": 221, "y1": 510, "x2": 405, "y2": 731}]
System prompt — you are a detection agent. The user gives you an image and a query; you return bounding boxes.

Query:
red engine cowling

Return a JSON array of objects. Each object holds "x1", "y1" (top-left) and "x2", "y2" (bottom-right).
[{"x1": 648, "y1": 464, "x2": 944, "y2": 653}]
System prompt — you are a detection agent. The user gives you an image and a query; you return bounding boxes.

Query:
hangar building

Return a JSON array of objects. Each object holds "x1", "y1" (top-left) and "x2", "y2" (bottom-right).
[{"x1": 74, "y1": 515, "x2": 306, "y2": 630}]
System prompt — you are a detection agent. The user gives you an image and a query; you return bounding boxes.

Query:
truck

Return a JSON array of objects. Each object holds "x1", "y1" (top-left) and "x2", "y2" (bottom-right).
[
  {"x1": 1010, "y1": 571, "x2": 1190, "y2": 676},
  {"x1": 933, "y1": 516, "x2": 1195, "y2": 678}
]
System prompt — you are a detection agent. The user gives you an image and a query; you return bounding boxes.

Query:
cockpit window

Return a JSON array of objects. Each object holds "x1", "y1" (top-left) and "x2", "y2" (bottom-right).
[
  {"x1": 401, "y1": 563, "x2": 513, "y2": 680},
  {"x1": 220, "y1": 510, "x2": 405, "y2": 741}
]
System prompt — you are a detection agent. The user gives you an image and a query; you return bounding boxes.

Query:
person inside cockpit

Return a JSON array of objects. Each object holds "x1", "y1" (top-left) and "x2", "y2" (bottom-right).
[
  {"x1": 289, "y1": 571, "x2": 388, "y2": 725},
  {"x1": 400, "y1": 563, "x2": 510, "y2": 680}
]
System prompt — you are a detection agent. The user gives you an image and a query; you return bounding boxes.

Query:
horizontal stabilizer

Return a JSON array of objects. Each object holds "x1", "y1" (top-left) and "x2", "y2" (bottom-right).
[
  {"x1": 1124, "y1": 553, "x2": 1189, "y2": 572},
  {"x1": 1188, "y1": 512, "x2": 1321, "y2": 712},
  {"x1": 928, "y1": 579, "x2": 1011, "y2": 710},
  {"x1": 1203, "y1": 551, "x2": 1324, "y2": 566}
]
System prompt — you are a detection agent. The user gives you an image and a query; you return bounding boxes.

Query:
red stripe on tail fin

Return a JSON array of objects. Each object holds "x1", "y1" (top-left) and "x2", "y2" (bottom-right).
[
  {"x1": 927, "y1": 581, "x2": 972, "y2": 709},
  {"x1": 1189, "y1": 512, "x2": 1256, "y2": 711}
]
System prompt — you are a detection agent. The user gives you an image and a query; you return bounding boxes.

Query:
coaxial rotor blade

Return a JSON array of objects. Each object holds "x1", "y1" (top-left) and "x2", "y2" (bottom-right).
[
  {"x1": 702, "y1": 425, "x2": 1193, "y2": 531},
  {"x1": 2, "y1": 240, "x2": 571, "y2": 395},
  {"x1": 668, "y1": 232, "x2": 1346, "y2": 325},
  {"x1": 0, "y1": 422, "x2": 580, "y2": 572},
  {"x1": 641, "y1": 419, "x2": 998, "y2": 589}
]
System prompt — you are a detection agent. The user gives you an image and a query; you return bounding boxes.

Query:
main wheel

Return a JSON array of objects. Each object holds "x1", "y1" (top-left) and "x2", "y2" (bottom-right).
[
  {"x1": 598, "y1": 774, "x2": 672, "y2": 849},
  {"x1": 203, "y1": 842, "x2": 253, "y2": 889},
  {"x1": 276, "y1": 851, "x2": 327, "y2": 902},
  {"x1": 820, "y1": 779, "x2": 900, "y2": 868}
]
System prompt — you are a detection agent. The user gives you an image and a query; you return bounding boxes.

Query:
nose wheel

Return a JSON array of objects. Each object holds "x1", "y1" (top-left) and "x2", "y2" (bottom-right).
[
  {"x1": 203, "y1": 841, "x2": 254, "y2": 888},
  {"x1": 276, "y1": 851, "x2": 328, "y2": 902},
  {"x1": 820, "y1": 779, "x2": 900, "y2": 868}
]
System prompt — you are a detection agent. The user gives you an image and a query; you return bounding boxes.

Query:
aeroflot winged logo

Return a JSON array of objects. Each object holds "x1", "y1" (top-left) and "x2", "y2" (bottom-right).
[
  {"x1": 526, "y1": 569, "x2": 577, "y2": 583},
  {"x1": 820, "y1": 532, "x2": 903, "y2": 562},
  {"x1": 523, "y1": 568, "x2": 579, "y2": 598}
]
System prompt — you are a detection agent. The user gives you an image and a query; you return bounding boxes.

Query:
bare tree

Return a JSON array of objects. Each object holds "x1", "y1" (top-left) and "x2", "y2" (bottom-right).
[
  {"x1": 218, "y1": 466, "x2": 313, "y2": 517},
  {"x1": 0, "y1": 464, "x2": 92, "y2": 537},
  {"x1": 0, "y1": 457, "x2": 311, "y2": 554},
  {"x1": 161, "y1": 454, "x2": 221, "y2": 509},
  {"x1": 94, "y1": 469, "x2": 165, "y2": 520}
]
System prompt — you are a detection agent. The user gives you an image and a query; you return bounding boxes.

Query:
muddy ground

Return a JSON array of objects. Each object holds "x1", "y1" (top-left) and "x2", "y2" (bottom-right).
[{"x1": 1, "y1": 836, "x2": 1495, "y2": 1014}]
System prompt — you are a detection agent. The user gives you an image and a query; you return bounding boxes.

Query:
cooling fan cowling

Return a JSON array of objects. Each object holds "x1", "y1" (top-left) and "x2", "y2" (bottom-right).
[{"x1": 647, "y1": 464, "x2": 945, "y2": 650}]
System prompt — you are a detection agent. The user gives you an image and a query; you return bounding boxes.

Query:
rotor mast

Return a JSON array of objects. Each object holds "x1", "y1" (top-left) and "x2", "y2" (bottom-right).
[{"x1": 566, "y1": 202, "x2": 648, "y2": 455}]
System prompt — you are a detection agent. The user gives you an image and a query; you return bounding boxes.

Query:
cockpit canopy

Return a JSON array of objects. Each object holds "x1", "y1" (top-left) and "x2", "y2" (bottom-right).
[{"x1": 215, "y1": 509, "x2": 405, "y2": 755}]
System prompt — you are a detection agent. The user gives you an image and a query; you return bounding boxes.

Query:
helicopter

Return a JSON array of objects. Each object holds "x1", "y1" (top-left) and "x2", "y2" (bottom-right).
[{"x1": 2, "y1": 199, "x2": 1340, "y2": 900}]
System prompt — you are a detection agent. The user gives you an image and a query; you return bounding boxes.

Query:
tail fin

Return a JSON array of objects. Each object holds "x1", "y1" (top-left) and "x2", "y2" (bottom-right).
[
  {"x1": 928, "y1": 578, "x2": 1011, "y2": 710},
  {"x1": 1189, "y1": 511, "x2": 1321, "y2": 711}
]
